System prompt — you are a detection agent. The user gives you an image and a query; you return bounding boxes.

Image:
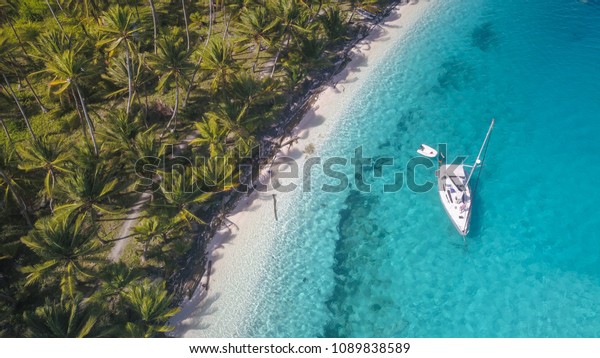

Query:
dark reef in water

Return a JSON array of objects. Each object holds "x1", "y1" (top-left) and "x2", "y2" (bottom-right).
[
  {"x1": 472, "y1": 22, "x2": 498, "y2": 51},
  {"x1": 437, "y1": 59, "x2": 475, "y2": 91},
  {"x1": 322, "y1": 190, "x2": 408, "y2": 338}
]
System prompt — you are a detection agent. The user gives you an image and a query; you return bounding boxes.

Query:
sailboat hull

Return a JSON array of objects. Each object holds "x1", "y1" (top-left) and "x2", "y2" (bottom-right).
[{"x1": 436, "y1": 164, "x2": 472, "y2": 236}]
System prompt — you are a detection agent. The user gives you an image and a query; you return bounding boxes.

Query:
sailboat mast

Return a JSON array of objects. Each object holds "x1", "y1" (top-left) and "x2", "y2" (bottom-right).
[{"x1": 466, "y1": 118, "x2": 495, "y2": 185}]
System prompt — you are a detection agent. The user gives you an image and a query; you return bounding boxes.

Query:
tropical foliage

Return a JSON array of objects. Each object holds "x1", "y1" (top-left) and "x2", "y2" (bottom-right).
[{"x1": 0, "y1": 0, "x2": 394, "y2": 337}]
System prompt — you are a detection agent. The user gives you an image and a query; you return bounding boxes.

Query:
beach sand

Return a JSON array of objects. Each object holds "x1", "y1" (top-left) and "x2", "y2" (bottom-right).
[{"x1": 170, "y1": 0, "x2": 435, "y2": 337}]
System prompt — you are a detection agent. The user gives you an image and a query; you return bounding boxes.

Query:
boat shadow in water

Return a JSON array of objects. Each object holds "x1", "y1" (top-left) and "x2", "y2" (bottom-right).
[{"x1": 466, "y1": 191, "x2": 486, "y2": 239}]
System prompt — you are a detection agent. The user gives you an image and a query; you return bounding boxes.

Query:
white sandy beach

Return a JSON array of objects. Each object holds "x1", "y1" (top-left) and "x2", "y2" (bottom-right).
[{"x1": 170, "y1": 0, "x2": 435, "y2": 337}]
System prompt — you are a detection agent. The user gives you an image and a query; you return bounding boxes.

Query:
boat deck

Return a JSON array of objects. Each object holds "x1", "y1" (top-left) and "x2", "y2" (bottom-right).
[{"x1": 437, "y1": 164, "x2": 472, "y2": 235}]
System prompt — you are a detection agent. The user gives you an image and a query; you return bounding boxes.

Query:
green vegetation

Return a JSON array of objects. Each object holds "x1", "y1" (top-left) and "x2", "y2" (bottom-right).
[{"x1": 0, "y1": 0, "x2": 395, "y2": 337}]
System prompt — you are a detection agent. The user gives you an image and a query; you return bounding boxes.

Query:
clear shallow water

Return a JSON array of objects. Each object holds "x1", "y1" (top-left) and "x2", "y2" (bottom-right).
[{"x1": 242, "y1": 0, "x2": 600, "y2": 337}]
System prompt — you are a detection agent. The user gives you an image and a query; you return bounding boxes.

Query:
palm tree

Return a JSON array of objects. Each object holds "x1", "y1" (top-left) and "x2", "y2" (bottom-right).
[
  {"x1": 319, "y1": 6, "x2": 349, "y2": 45},
  {"x1": 102, "y1": 54, "x2": 153, "y2": 127},
  {"x1": 62, "y1": 0, "x2": 104, "y2": 20},
  {"x1": 226, "y1": 72, "x2": 280, "y2": 108},
  {"x1": 0, "y1": 0, "x2": 32, "y2": 59},
  {"x1": 54, "y1": 162, "x2": 124, "y2": 223},
  {"x1": 18, "y1": 135, "x2": 72, "y2": 212},
  {"x1": 189, "y1": 117, "x2": 227, "y2": 157},
  {"x1": 88, "y1": 262, "x2": 142, "y2": 311},
  {"x1": 98, "y1": 5, "x2": 143, "y2": 115},
  {"x1": 132, "y1": 215, "x2": 185, "y2": 264},
  {"x1": 0, "y1": 37, "x2": 49, "y2": 114},
  {"x1": 201, "y1": 38, "x2": 238, "y2": 92},
  {"x1": 183, "y1": 0, "x2": 215, "y2": 107},
  {"x1": 23, "y1": 297, "x2": 104, "y2": 337},
  {"x1": 268, "y1": 0, "x2": 311, "y2": 77},
  {"x1": 157, "y1": 167, "x2": 212, "y2": 227},
  {"x1": 206, "y1": 101, "x2": 258, "y2": 137},
  {"x1": 97, "y1": 109, "x2": 143, "y2": 155},
  {"x1": 20, "y1": 214, "x2": 107, "y2": 297},
  {"x1": 236, "y1": 6, "x2": 277, "y2": 72},
  {"x1": 122, "y1": 278, "x2": 180, "y2": 337},
  {"x1": 129, "y1": 128, "x2": 165, "y2": 190},
  {"x1": 148, "y1": 37, "x2": 193, "y2": 134},
  {"x1": 0, "y1": 143, "x2": 32, "y2": 227},
  {"x1": 36, "y1": 47, "x2": 100, "y2": 154},
  {"x1": 196, "y1": 155, "x2": 240, "y2": 192}
]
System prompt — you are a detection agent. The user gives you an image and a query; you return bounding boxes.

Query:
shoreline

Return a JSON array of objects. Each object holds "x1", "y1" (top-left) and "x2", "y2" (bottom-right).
[{"x1": 170, "y1": 0, "x2": 434, "y2": 337}]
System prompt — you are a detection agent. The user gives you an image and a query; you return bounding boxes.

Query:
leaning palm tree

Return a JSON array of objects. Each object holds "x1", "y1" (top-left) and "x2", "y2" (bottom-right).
[
  {"x1": 319, "y1": 6, "x2": 349, "y2": 45},
  {"x1": 189, "y1": 117, "x2": 228, "y2": 157},
  {"x1": 206, "y1": 101, "x2": 258, "y2": 137},
  {"x1": 98, "y1": 5, "x2": 143, "y2": 115},
  {"x1": 54, "y1": 162, "x2": 124, "y2": 223},
  {"x1": 148, "y1": 37, "x2": 193, "y2": 134},
  {"x1": 156, "y1": 167, "x2": 212, "y2": 227},
  {"x1": 268, "y1": 0, "x2": 311, "y2": 77},
  {"x1": 23, "y1": 296, "x2": 104, "y2": 338},
  {"x1": 226, "y1": 71, "x2": 280, "y2": 108},
  {"x1": 201, "y1": 38, "x2": 238, "y2": 92},
  {"x1": 121, "y1": 278, "x2": 180, "y2": 337},
  {"x1": 132, "y1": 215, "x2": 185, "y2": 263},
  {"x1": 87, "y1": 262, "x2": 143, "y2": 311},
  {"x1": 103, "y1": 52, "x2": 154, "y2": 126},
  {"x1": 20, "y1": 214, "x2": 107, "y2": 298},
  {"x1": 182, "y1": 0, "x2": 215, "y2": 107},
  {"x1": 18, "y1": 135, "x2": 72, "y2": 212},
  {"x1": 35, "y1": 46, "x2": 100, "y2": 154},
  {"x1": 236, "y1": 6, "x2": 277, "y2": 72},
  {"x1": 195, "y1": 155, "x2": 240, "y2": 193},
  {"x1": 97, "y1": 110, "x2": 143, "y2": 155}
]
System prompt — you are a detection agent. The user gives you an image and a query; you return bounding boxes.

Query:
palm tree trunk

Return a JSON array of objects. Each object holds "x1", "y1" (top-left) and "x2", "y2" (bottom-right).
[
  {"x1": 6, "y1": 53, "x2": 48, "y2": 113},
  {"x1": 0, "y1": 117, "x2": 13, "y2": 145},
  {"x1": 136, "y1": 88, "x2": 149, "y2": 128},
  {"x1": 7, "y1": 18, "x2": 31, "y2": 59},
  {"x1": 222, "y1": 12, "x2": 231, "y2": 41},
  {"x1": 1, "y1": 74, "x2": 36, "y2": 142},
  {"x1": 270, "y1": 44, "x2": 283, "y2": 78},
  {"x1": 45, "y1": 0, "x2": 67, "y2": 37},
  {"x1": 182, "y1": 0, "x2": 190, "y2": 51},
  {"x1": 71, "y1": 87, "x2": 89, "y2": 140},
  {"x1": 270, "y1": 25, "x2": 291, "y2": 78},
  {"x1": 148, "y1": 0, "x2": 158, "y2": 54},
  {"x1": 0, "y1": 169, "x2": 33, "y2": 228},
  {"x1": 163, "y1": 81, "x2": 179, "y2": 135},
  {"x1": 125, "y1": 45, "x2": 133, "y2": 115},
  {"x1": 183, "y1": 0, "x2": 214, "y2": 107},
  {"x1": 18, "y1": 66, "x2": 49, "y2": 113},
  {"x1": 74, "y1": 84, "x2": 99, "y2": 155},
  {"x1": 48, "y1": 168, "x2": 56, "y2": 213}
]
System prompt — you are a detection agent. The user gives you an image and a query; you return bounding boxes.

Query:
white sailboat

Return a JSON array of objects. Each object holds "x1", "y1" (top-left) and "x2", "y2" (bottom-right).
[{"x1": 418, "y1": 118, "x2": 495, "y2": 237}]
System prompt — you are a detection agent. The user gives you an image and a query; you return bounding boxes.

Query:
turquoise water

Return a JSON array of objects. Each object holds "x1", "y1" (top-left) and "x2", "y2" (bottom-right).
[{"x1": 243, "y1": 0, "x2": 600, "y2": 337}]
